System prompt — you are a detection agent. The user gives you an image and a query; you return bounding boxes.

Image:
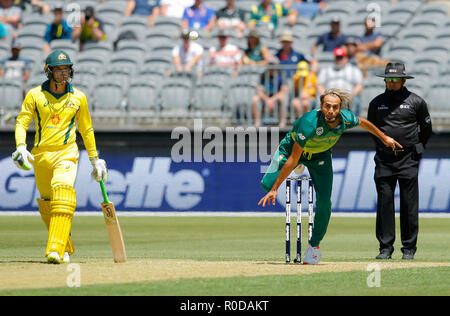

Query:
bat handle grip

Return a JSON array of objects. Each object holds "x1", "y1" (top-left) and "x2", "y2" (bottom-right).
[{"x1": 100, "y1": 180, "x2": 109, "y2": 204}]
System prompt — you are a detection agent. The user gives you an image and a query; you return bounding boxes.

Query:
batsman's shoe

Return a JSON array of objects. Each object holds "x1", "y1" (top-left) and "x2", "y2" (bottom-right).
[
  {"x1": 303, "y1": 244, "x2": 321, "y2": 265},
  {"x1": 47, "y1": 252, "x2": 62, "y2": 264},
  {"x1": 62, "y1": 252, "x2": 70, "y2": 263}
]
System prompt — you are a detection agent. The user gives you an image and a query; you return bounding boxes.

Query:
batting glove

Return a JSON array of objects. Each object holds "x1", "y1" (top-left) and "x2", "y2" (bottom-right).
[
  {"x1": 12, "y1": 145, "x2": 34, "y2": 171},
  {"x1": 90, "y1": 157, "x2": 108, "y2": 182}
]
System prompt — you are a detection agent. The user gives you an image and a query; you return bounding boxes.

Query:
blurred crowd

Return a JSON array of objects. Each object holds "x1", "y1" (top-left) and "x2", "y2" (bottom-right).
[{"x1": 0, "y1": 0, "x2": 437, "y2": 127}]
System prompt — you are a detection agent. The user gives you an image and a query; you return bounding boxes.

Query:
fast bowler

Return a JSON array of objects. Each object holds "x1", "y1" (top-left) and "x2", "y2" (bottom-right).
[{"x1": 258, "y1": 88, "x2": 402, "y2": 264}]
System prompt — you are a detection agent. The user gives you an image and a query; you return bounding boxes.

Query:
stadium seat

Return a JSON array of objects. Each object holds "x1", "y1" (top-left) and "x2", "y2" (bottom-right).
[
  {"x1": 409, "y1": 17, "x2": 442, "y2": 33},
  {"x1": 26, "y1": 75, "x2": 44, "y2": 91},
  {"x1": 120, "y1": 15, "x2": 148, "y2": 29},
  {"x1": 110, "y1": 51, "x2": 141, "y2": 68},
  {"x1": 360, "y1": 87, "x2": 382, "y2": 111},
  {"x1": 103, "y1": 64, "x2": 135, "y2": 89},
  {"x1": 238, "y1": 65, "x2": 264, "y2": 84},
  {"x1": 150, "y1": 43, "x2": 176, "y2": 57},
  {"x1": 50, "y1": 40, "x2": 78, "y2": 58},
  {"x1": 0, "y1": 79, "x2": 23, "y2": 111},
  {"x1": 153, "y1": 16, "x2": 182, "y2": 36},
  {"x1": 396, "y1": 30, "x2": 430, "y2": 47},
  {"x1": 419, "y1": 3, "x2": 449, "y2": 21},
  {"x1": 422, "y1": 44, "x2": 449, "y2": 60},
  {"x1": 202, "y1": 66, "x2": 233, "y2": 85},
  {"x1": 117, "y1": 40, "x2": 146, "y2": 55},
  {"x1": 77, "y1": 52, "x2": 107, "y2": 69},
  {"x1": 16, "y1": 27, "x2": 46, "y2": 43},
  {"x1": 208, "y1": 0, "x2": 226, "y2": 11},
  {"x1": 127, "y1": 81, "x2": 160, "y2": 122},
  {"x1": 236, "y1": 0, "x2": 259, "y2": 14},
  {"x1": 143, "y1": 54, "x2": 172, "y2": 70},
  {"x1": 426, "y1": 84, "x2": 450, "y2": 111},
  {"x1": 91, "y1": 80, "x2": 126, "y2": 125},
  {"x1": 82, "y1": 41, "x2": 114, "y2": 56},
  {"x1": 115, "y1": 24, "x2": 146, "y2": 42},
  {"x1": 159, "y1": 78, "x2": 192, "y2": 120},
  {"x1": 386, "y1": 44, "x2": 417, "y2": 60},
  {"x1": 228, "y1": 79, "x2": 258, "y2": 125},
  {"x1": 410, "y1": 56, "x2": 442, "y2": 73},
  {"x1": 194, "y1": 81, "x2": 228, "y2": 121},
  {"x1": 70, "y1": 77, "x2": 93, "y2": 102},
  {"x1": 21, "y1": 14, "x2": 52, "y2": 28},
  {"x1": 96, "y1": 1, "x2": 128, "y2": 21},
  {"x1": 72, "y1": 65, "x2": 99, "y2": 90}
]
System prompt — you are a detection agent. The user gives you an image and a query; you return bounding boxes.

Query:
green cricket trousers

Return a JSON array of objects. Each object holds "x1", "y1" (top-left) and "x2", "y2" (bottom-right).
[{"x1": 261, "y1": 149, "x2": 333, "y2": 247}]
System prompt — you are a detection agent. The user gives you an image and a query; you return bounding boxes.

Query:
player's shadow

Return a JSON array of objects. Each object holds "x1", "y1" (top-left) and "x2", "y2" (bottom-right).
[{"x1": 0, "y1": 260, "x2": 48, "y2": 264}]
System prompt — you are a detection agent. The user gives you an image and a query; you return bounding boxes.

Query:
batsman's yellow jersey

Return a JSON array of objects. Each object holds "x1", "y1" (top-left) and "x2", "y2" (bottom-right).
[{"x1": 15, "y1": 81, "x2": 98, "y2": 158}]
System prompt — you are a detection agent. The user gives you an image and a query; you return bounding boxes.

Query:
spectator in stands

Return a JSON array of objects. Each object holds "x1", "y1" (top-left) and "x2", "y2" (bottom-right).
[
  {"x1": 291, "y1": 0, "x2": 325, "y2": 19},
  {"x1": 318, "y1": 47, "x2": 363, "y2": 114},
  {"x1": 0, "y1": 40, "x2": 30, "y2": 97},
  {"x1": 242, "y1": 30, "x2": 270, "y2": 66},
  {"x1": 215, "y1": 0, "x2": 246, "y2": 39},
  {"x1": 344, "y1": 36, "x2": 358, "y2": 66},
  {"x1": 0, "y1": 0, "x2": 22, "y2": 30},
  {"x1": 357, "y1": 17, "x2": 385, "y2": 56},
  {"x1": 14, "y1": 0, "x2": 51, "y2": 15},
  {"x1": 44, "y1": 4, "x2": 73, "y2": 54},
  {"x1": 293, "y1": 60, "x2": 317, "y2": 115},
  {"x1": 124, "y1": 0, "x2": 161, "y2": 27},
  {"x1": 0, "y1": 21, "x2": 7, "y2": 40},
  {"x1": 276, "y1": 29, "x2": 309, "y2": 80},
  {"x1": 346, "y1": 35, "x2": 390, "y2": 79},
  {"x1": 248, "y1": 0, "x2": 296, "y2": 31},
  {"x1": 252, "y1": 57, "x2": 288, "y2": 127},
  {"x1": 181, "y1": 0, "x2": 215, "y2": 32},
  {"x1": 72, "y1": 6, "x2": 106, "y2": 52},
  {"x1": 208, "y1": 29, "x2": 241, "y2": 75},
  {"x1": 160, "y1": 0, "x2": 193, "y2": 19},
  {"x1": 311, "y1": 16, "x2": 347, "y2": 56},
  {"x1": 172, "y1": 29, "x2": 204, "y2": 77}
]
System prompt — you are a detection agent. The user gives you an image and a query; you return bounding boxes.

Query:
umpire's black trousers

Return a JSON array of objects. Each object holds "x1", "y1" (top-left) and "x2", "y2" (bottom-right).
[{"x1": 374, "y1": 150, "x2": 420, "y2": 254}]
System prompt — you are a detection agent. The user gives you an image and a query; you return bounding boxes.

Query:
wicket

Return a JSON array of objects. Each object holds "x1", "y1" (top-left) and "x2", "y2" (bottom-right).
[{"x1": 285, "y1": 176, "x2": 314, "y2": 264}]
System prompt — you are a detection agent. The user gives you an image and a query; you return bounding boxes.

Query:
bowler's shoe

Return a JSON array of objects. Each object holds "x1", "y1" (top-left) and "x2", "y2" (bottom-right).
[
  {"x1": 376, "y1": 249, "x2": 392, "y2": 260},
  {"x1": 402, "y1": 249, "x2": 415, "y2": 260}
]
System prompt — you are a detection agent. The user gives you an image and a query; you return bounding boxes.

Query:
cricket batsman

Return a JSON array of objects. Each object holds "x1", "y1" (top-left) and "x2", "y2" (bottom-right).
[
  {"x1": 12, "y1": 50, "x2": 108, "y2": 264},
  {"x1": 258, "y1": 88, "x2": 402, "y2": 264}
]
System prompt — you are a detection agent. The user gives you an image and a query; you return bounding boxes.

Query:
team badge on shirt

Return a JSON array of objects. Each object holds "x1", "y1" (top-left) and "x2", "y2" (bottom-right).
[
  {"x1": 51, "y1": 114, "x2": 61, "y2": 125},
  {"x1": 316, "y1": 127, "x2": 324, "y2": 135}
]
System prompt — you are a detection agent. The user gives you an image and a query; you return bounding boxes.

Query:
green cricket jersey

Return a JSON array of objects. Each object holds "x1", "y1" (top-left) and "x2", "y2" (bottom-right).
[{"x1": 279, "y1": 109, "x2": 360, "y2": 159}]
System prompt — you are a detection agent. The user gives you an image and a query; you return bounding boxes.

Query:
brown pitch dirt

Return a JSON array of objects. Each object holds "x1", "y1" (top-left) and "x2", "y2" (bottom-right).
[{"x1": 0, "y1": 259, "x2": 449, "y2": 290}]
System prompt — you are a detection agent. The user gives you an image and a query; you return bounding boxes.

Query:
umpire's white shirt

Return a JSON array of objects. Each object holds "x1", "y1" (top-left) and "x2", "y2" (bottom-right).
[{"x1": 318, "y1": 63, "x2": 363, "y2": 91}]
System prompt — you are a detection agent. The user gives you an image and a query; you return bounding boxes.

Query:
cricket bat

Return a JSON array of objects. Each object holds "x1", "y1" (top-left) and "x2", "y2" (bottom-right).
[{"x1": 100, "y1": 180, "x2": 127, "y2": 263}]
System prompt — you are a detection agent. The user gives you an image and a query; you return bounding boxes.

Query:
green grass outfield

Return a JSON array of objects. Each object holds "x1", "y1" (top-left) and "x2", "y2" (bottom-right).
[{"x1": 0, "y1": 215, "x2": 449, "y2": 296}]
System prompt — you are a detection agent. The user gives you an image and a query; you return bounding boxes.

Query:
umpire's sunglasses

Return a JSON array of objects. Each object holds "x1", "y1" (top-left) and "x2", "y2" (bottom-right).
[{"x1": 384, "y1": 77, "x2": 403, "y2": 83}]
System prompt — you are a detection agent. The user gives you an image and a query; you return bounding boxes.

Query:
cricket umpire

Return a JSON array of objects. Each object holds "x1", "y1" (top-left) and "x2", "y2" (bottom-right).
[
  {"x1": 367, "y1": 62, "x2": 432, "y2": 260},
  {"x1": 12, "y1": 51, "x2": 108, "y2": 264}
]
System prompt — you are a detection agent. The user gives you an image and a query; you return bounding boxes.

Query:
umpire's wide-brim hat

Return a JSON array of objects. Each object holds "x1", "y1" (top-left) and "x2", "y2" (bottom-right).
[{"x1": 376, "y1": 62, "x2": 414, "y2": 79}]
